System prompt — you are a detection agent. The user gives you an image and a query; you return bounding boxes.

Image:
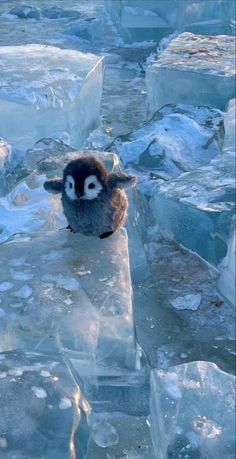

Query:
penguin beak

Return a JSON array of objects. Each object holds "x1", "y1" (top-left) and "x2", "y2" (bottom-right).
[{"x1": 76, "y1": 191, "x2": 82, "y2": 199}]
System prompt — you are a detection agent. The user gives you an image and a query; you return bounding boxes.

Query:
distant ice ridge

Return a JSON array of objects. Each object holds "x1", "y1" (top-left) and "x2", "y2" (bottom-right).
[
  {"x1": 0, "y1": 350, "x2": 91, "y2": 458},
  {"x1": 146, "y1": 33, "x2": 235, "y2": 114},
  {"x1": 151, "y1": 361, "x2": 235, "y2": 459},
  {"x1": 106, "y1": 0, "x2": 235, "y2": 43},
  {"x1": 0, "y1": 44, "x2": 104, "y2": 150}
]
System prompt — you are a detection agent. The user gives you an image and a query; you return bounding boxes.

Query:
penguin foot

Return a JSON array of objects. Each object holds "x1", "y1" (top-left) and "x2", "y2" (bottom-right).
[
  {"x1": 67, "y1": 225, "x2": 76, "y2": 234},
  {"x1": 100, "y1": 231, "x2": 114, "y2": 239}
]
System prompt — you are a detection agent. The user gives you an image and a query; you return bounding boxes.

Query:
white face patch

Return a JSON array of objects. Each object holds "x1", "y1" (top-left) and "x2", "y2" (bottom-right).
[
  {"x1": 65, "y1": 175, "x2": 76, "y2": 200},
  {"x1": 82, "y1": 175, "x2": 103, "y2": 200}
]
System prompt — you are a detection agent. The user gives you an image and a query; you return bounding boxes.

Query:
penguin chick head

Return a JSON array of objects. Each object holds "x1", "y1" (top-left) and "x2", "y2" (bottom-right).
[{"x1": 63, "y1": 156, "x2": 108, "y2": 201}]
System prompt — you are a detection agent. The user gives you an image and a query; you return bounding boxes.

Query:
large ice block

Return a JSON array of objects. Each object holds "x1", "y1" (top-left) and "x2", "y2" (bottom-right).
[
  {"x1": 218, "y1": 219, "x2": 236, "y2": 307},
  {"x1": 0, "y1": 45, "x2": 104, "y2": 149},
  {"x1": 223, "y1": 98, "x2": 236, "y2": 152},
  {"x1": 150, "y1": 362, "x2": 235, "y2": 459},
  {"x1": 106, "y1": 0, "x2": 235, "y2": 43},
  {"x1": 0, "y1": 228, "x2": 137, "y2": 374},
  {"x1": 0, "y1": 350, "x2": 91, "y2": 459},
  {"x1": 146, "y1": 33, "x2": 235, "y2": 114},
  {"x1": 150, "y1": 152, "x2": 235, "y2": 266},
  {"x1": 114, "y1": 104, "x2": 222, "y2": 181}
]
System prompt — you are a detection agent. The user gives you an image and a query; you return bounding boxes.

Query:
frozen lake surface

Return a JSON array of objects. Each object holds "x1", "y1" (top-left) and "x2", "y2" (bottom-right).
[{"x1": 0, "y1": 1, "x2": 235, "y2": 458}]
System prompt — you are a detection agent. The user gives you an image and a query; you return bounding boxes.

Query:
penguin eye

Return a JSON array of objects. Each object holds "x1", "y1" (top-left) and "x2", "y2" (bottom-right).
[
  {"x1": 69, "y1": 182, "x2": 73, "y2": 189},
  {"x1": 88, "y1": 183, "x2": 95, "y2": 189}
]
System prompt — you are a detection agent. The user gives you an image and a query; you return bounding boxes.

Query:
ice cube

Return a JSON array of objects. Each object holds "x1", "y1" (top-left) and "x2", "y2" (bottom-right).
[
  {"x1": 0, "y1": 350, "x2": 91, "y2": 458},
  {"x1": 146, "y1": 33, "x2": 235, "y2": 114},
  {"x1": 150, "y1": 152, "x2": 235, "y2": 266},
  {"x1": 0, "y1": 44, "x2": 104, "y2": 150},
  {"x1": 150, "y1": 362, "x2": 235, "y2": 459},
  {"x1": 218, "y1": 219, "x2": 235, "y2": 307},
  {"x1": 0, "y1": 228, "x2": 137, "y2": 374},
  {"x1": 223, "y1": 99, "x2": 236, "y2": 152}
]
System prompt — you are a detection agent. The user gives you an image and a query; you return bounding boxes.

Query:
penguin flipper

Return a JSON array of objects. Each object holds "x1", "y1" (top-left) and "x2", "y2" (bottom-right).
[
  {"x1": 100, "y1": 231, "x2": 114, "y2": 239},
  {"x1": 44, "y1": 179, "x2": 63, "y2": 194},
  {"x1": 107, "y1": 172, "x2": 137, "y2": 190}
]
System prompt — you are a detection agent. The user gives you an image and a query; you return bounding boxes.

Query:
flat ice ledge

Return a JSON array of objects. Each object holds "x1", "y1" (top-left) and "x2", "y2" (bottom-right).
[
  {"x1": 0, "y1": 44, "x2": 104, "y2": 149},
  {"x1": 146, "y1": 33, "x2": 235, "y2": 113},
  {"x1": 0, "y1": 229, "x2": 137, "y2": 374}
]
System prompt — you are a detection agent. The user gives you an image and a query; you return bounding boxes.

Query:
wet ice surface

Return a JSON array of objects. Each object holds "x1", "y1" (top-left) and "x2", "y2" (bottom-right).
[
  {"x1": 0, "y1": 228, "x2": 137, "y2": 373},
  {"x1": 151, "y1": 362, "x2": 235, "y2": 459},
  {"x1": 0, "y1": 350, "x2": 91, "y2": 459},
  {"x1": 146, "y1": 33, "x2": 235, "y2": 113}
]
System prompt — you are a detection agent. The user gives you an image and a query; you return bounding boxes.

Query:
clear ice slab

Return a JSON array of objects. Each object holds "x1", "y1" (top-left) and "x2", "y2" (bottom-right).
[
  {"x1": 150, "y1": 151, "x2": 236, "y2": 266},
  {"x1": 0, "y1": 228, "x2": 137, "y2": 375},
  {"x1": 151, "y1": 361, "x2": 235, "y2": 459},
  {"x1": 0, "y1": 44, "x2": 104, "y2": 150},
  {"x1": 146, "y1": 33, "x2": 235, "y2": 114},
  {"x1": 0, "y1": 350, "x2": 91, "y2": 459}
]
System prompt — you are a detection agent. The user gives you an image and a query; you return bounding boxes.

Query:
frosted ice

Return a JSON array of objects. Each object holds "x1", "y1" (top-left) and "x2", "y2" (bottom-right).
[
  {"x1": 218, "y1": 220, "x2": 236, "y2": 307},
  {"x1": 150, "y1": 152, "x2": 235, "y2": 266},
  {"x1": 0, "y1": 350, "x2": 91, "y2": 458},
  {"x1": 0, "y1": 44, "x2": 104, "y2": 150},
  {"x1": 0, "y1": 228, "x2": 137, "y2": 374},
  {"x1": 146, "y1": 33, "x2": 235, "y2": 114},
  {"x1": 151, "y1": 362, "x2": 235, "y2": 459},
  {"x1": 223, "y1": 98, "x2": 236, "y2": 152},
  {"x1": 170, "y1": 294, "x2": 201, "y2": 311}
]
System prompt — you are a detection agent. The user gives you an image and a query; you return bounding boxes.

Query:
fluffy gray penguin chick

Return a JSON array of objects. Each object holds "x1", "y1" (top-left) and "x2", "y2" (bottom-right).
[{"x1": 44, "y1": 156, "x2": 137, "y2": 239}]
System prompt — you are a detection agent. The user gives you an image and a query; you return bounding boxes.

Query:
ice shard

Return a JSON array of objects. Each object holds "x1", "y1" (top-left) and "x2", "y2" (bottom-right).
[
  {"x1": 0, "y1": 45, "x2": 104, "y2": 150},
  {"x1": 150, "y1": 362, "x2": 235, "y2": 459},
  {"x1": 0, "y1": 350, "x2": 91, "y2": 459},
  {"x1": 146, "y1": 33, "x2": 235, "y2": 114}
]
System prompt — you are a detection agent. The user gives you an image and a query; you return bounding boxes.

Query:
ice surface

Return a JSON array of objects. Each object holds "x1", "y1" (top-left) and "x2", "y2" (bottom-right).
[
  {"x1": 87, "y1": 412, "x2": 154, "y2": 459},
  {"x1": 0, "y1": 44, "x2": 104, "y2": 150},
  {"x1": 106, "y1": 0, "x2": 235, "y2": 43},
  {"x1": 150, "y1": 151, "x2": 235, "y2": 266},
  {"x1": 223, "y1": 98, "x2": 236, "y2": 151},
  {"x1": 0, "y1": 350, "x2": 91, "y2": 459},
  {"x1": 150, "y1": 361, "x2": 235, "y2": 459},
  {"x1": 0, "y1": 228, "x2": 137, "y2": 374},
  {"x1": 218, "y1": 219, "x2": 236, "y2": 307},
  {"x1": 146, "y1": 33, "x2": 235, "y2": 114},
  {"x1": 113, "y1": 104, "x2": 222, "y2": 182}
]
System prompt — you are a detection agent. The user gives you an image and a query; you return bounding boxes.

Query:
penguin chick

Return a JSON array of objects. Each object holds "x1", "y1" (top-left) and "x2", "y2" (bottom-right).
[{"x1": 43, "y1": 156, "x2": 137, "y2": 239}]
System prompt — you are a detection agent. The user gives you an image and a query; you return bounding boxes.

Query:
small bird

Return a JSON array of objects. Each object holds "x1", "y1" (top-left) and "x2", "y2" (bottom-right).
[{"x1": 44, "y1": 155, "x2": 137, "y2": 239}]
